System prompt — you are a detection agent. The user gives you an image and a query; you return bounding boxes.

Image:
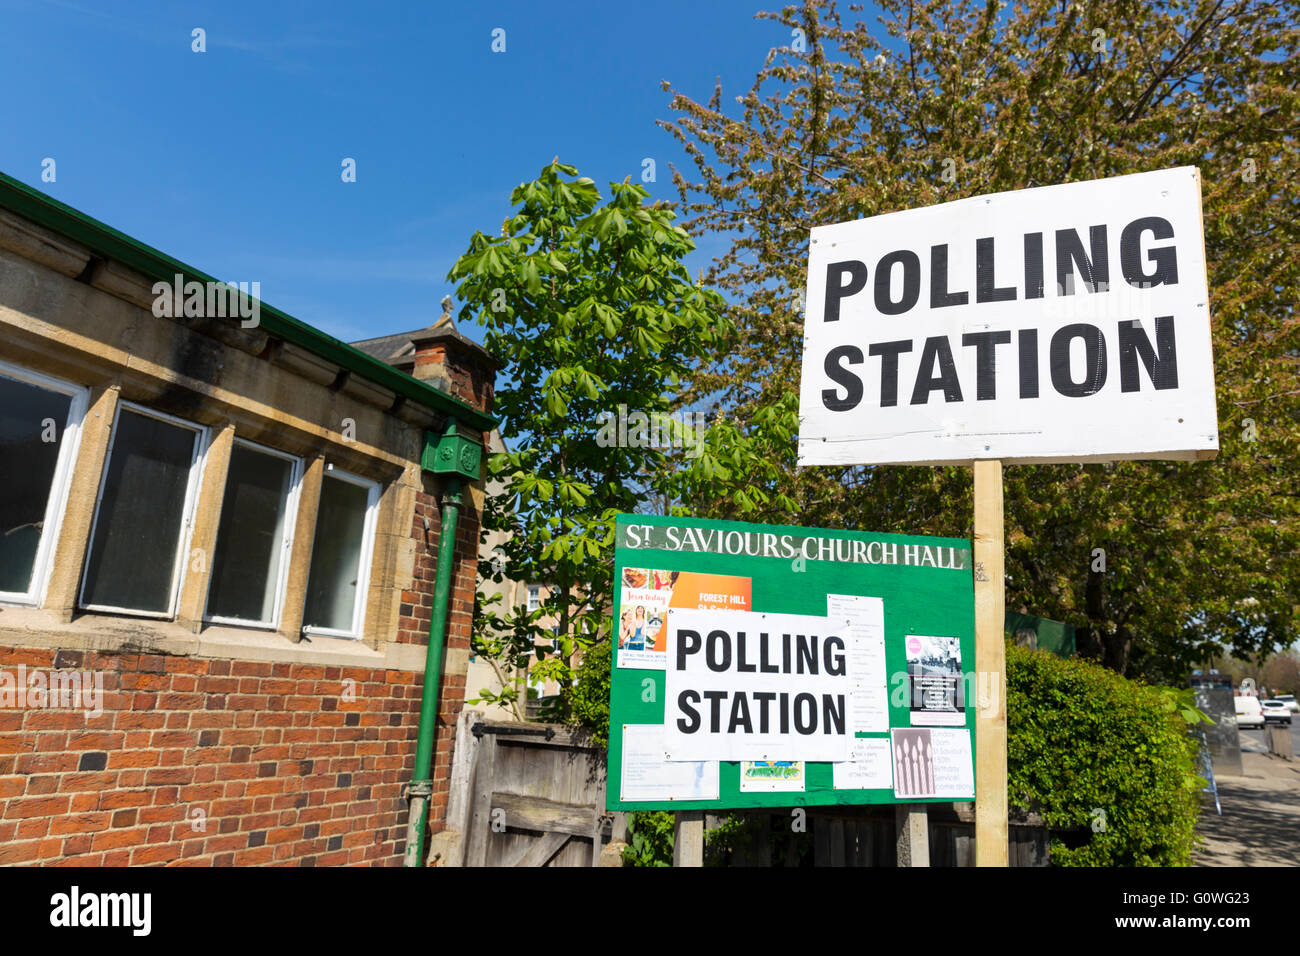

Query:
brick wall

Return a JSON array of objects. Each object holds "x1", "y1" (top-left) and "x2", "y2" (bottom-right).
[
  {"x1": 413, "y1": 342, "x2": 495, "y2": 412},
  {"x1": 0, "y1": 472, "x2": 483, "y2": 867},
  {"x1": 0, "y1": 638, "x2": 474, "y2": 866}
]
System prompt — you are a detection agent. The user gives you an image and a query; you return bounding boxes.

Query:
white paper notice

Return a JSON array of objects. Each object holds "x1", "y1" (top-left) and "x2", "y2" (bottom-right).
[
  {"x1": 826, "y1": 595, "x2": 889, "y2": 733},
  {"x1": 832, "y1": 737, "x2": 893, "y2": 790},
  {"x1": 663, "y1": 608, "x2": 854, "y2": 762},
  {"x1": 929, "y1": 728, "x2": 975, "y2": 798},
  {"x1": 826, "y1": 593, "x2": 883, "y2": 632},
  {"x1": 905, "y1": 633, "x2": 967, "y2": 727},
  {"x1": 620, "y1": 724, "x2": 719, "y2": 802},
  {"x1": 890, "y1": 727, "x2": 974, "y2": 799}
]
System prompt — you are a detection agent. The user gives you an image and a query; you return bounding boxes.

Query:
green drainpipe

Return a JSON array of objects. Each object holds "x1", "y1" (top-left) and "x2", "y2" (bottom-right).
[{"x1": 404, "y1": 422, "x2": 482, "y2": 868}]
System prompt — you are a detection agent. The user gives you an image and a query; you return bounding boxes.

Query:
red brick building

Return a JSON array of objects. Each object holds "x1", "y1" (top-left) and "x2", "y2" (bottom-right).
[{"x1": 0, "y1": 171, "x2": 496, "y2": 865}]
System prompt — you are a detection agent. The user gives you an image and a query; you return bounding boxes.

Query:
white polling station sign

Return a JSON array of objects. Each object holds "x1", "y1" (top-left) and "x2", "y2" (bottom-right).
[
  {"x1": 663, "y1": 608, "x2": 854, "y2": 763},
  {"x1": 798, "y1": 167, "x2": 1218, "y2": 466}
]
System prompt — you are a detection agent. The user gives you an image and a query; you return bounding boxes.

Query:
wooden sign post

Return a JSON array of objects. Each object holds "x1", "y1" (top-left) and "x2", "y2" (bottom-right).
[
  {"x1": 972, "y1": 460, "x2": 1007, "y2": 866},
  {"x1": 796, "y1": 167, "x2": 1218, "y2": 869}
]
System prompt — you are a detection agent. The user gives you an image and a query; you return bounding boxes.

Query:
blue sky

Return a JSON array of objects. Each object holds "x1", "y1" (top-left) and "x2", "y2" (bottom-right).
[{"x1": 0, "y1": 0, "x2": 802, "y2": 344}]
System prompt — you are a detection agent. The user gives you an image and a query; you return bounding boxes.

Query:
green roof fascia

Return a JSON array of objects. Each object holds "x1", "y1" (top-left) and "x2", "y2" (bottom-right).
[{"x1": 0, "y1": 170, "x2": 496, "y2": 433}]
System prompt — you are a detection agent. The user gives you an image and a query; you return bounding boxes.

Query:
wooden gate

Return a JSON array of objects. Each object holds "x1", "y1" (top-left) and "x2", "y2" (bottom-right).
[{"x1": 446, "y1": 713, "x2": 624, "y2": 867}]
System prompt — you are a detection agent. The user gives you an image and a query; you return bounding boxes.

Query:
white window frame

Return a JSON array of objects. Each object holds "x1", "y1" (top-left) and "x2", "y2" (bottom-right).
[
  {"x1": 78, "y1": 401, "x2": 209, "y2": 619},
  {"x1": 300, "y1": 465, "x2": 380, "y2": 641},
  {"x1": 527, "y1": 584, "x2": 541, "y2": 612},
  {"x1": 202, "y1": 437, "x2": 303, "y2": 631},
  {"x1": 0, "y1": 360, "x2": 89, "y2": 608}
]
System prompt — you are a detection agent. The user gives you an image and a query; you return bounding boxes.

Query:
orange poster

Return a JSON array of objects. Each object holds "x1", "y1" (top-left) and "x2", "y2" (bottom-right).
[
  {"x1": 616, "y1": 568, "x2": 752, "y2": 670},
  {"x1": 668, "y1": 572, "x2": 751, "y2": 613}
]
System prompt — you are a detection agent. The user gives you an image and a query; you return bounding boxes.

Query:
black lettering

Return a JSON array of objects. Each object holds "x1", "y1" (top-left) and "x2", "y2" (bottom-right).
[
  {"x1": 823, "y1": 636, "x2": 846, "y2": 676},
  {"x1": 1056, "y1": 225, "x2": 1109, "y2": 294},
  {"x1": 705, "y1": 630, "x2": 731, "y2": 672},
  {"x1": 1024, "y1": 232, "x2": 1045, "y2": 299},
  {"x1": 736, "y1": 631, "x2": 756, "y2": 673},
  {"x1": 929, "y1": 244, "x2": 968, "y2": 308},
  {"x1": 960, "y1": 330, "x2": 1012, "y2": 400},
  {"x1": 822, "y1": 345, "x2": 864, "y2": 412},
  {"x1": 753, "y1": 691, "x2": 775, "y2": 733},
  {"x1": 824, "y1": 261, "x2": 868, "y2": 322},
  {"x1": 822, "y1": 695, "x2": 846, "y2": 735},
  {"x1": 676, "y1": 690, "x2": 701, "y2": 733},
  {"x1": 1118, "y1": 316, "x2": 1178, "y2": 391},
  {"x1": 727, "y1": 693, "x2": 753, "y2": 734},
  {"x1": 794, "y1": 693, "x2": 817, "y2": 734},
  {"x1": 676, "y1": 629, "x2": 701, "y2": 671},
  {"x1": 975, "y1": 237, "x2": 1017, "y2": 303},
  {"x1": 703, "y1": 690, "x2": 727, "y2": 732},
  {"x1": 779, "y1": 692, "x2": 790, "y2": 734},
  {"x1": 910, "y1": 336, "x2": 963, "y2": 405},
  {"x1": 873, "y1": 250, "x2": 921, "y2": 315},
  {"x1": 782, "y1": 634, "x2": 791, "y2": 675},
  {"x1": 1050, "y1": 323, "x2": 1108, "y2": 397},
  {"x1": 1120, "y1": 217, "x2": 1179, "y2": 288},
  {"x1": 796, "y1": 635, "x2": 818, "y2": 674},
  {"x1": 759, "y1": 633, "x2": 779, "y2": 674},
  {"x1": 1019, "y1": 329, "x2": 1039, "y2": 398},
  {"x1": 868, "y1": 340, "x2": 913, "y2": 407}
]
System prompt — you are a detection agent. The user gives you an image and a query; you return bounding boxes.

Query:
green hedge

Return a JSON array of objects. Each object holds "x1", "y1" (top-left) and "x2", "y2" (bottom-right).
[
  {"x1": 569, "y1": 637, "x2": 612, "y2": 747},
  {"x1": 1007, "y1": 643, "x2": 1201, "y2": 866},
  {"x1": 573, "y1": 639, "x2": 1202, "y2": 866}
]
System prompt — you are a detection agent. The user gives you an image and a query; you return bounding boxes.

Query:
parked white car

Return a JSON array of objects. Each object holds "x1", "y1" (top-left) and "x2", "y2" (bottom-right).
[
  {"x1": 1272, "y1": 694, "x2": 1299, "y2": 714},
  {"x1": 1234, "y1": 695, "x2": 1265, "y2": 729},
  {"x1": 1262, "y1": 700, "x2": 1293, "y2": 725}
]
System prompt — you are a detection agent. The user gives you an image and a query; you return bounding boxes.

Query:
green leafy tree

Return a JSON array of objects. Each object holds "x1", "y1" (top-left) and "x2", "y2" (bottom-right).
[
  {"x1": 660, "y1": 0, "x2": 1300, "y2": 677},
  {"x1": 448, "y1": 160, "x2": 731, "y2": 718}
]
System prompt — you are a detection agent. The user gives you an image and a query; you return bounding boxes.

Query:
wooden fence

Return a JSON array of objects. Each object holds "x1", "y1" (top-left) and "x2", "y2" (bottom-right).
[
  {"x1": 441, "y1": 713, "x2": 1049, "y2": 867},
  {"x1": 704, "y1": 806, "x2": 1049, "y2": 866}
]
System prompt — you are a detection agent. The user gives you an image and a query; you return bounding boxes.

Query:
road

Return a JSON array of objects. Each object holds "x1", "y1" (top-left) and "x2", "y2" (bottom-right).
[
  {"x1": 1240, "y1": 719, "x2": 1299, "y2": 754},
  {"x1": 1194, "y1": 717, "x2": 1300, "y2": 866}
]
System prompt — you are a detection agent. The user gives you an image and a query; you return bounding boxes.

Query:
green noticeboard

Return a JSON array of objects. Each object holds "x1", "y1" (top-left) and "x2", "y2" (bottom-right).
[{"x1": 607, "y1": 514, "x2": 977, "y2": 812}]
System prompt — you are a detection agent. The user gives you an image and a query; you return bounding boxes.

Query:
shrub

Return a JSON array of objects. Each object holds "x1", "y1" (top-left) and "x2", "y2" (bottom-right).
[
  {"x1": 621, "y1": 810, "x2": 675, "y2": 866},
  {"x1": 1007, "y1": 643, "x2": 1201, "y2": 866},
  {"x1": 569, "y1": 637, "x2": 611, "y2": 747}
]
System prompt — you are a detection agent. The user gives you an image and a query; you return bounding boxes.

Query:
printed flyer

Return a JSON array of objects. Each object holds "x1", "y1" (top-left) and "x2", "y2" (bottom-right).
[
  {"x1": 739, "y1": 760, "x2": 806, "y2": 793},
  {"x1": 890, "y1": 727, "x2": 974, "y2": 799},
  {"x1": 616, "y1": 567, "x2": 751, "y2": 670},
  {"x1": 832, "y1": 737, "x2": 893, "y2": 791},
  {"x1": 826, "y1": 594, "x2": 889, "y2": 733},
  {"x1": 905, "y1": 634, "x2": 967, "y2": 726},
  {"x1": 620, "y1": 724, "x2": 719, "y2": 802}
]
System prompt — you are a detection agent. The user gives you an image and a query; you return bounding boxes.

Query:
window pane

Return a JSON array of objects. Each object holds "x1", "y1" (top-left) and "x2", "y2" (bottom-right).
[
  {"x1": 0, "y1": 374, "x2": 72, "y2": 594},
  {"x1": 81, "y1": 410, "x2": 198, "y2": 612},
  {"x1": 302, "y1": 475, "x2": 370, "y2": 633},
  {"x1": 206, "y1": 444, "x2": 293, "y2": 623}
]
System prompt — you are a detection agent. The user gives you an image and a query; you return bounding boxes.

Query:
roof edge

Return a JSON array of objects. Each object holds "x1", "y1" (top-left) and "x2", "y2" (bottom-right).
[{"x1": 0, "y1": 171, "x2": 496, "y2": 432}]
